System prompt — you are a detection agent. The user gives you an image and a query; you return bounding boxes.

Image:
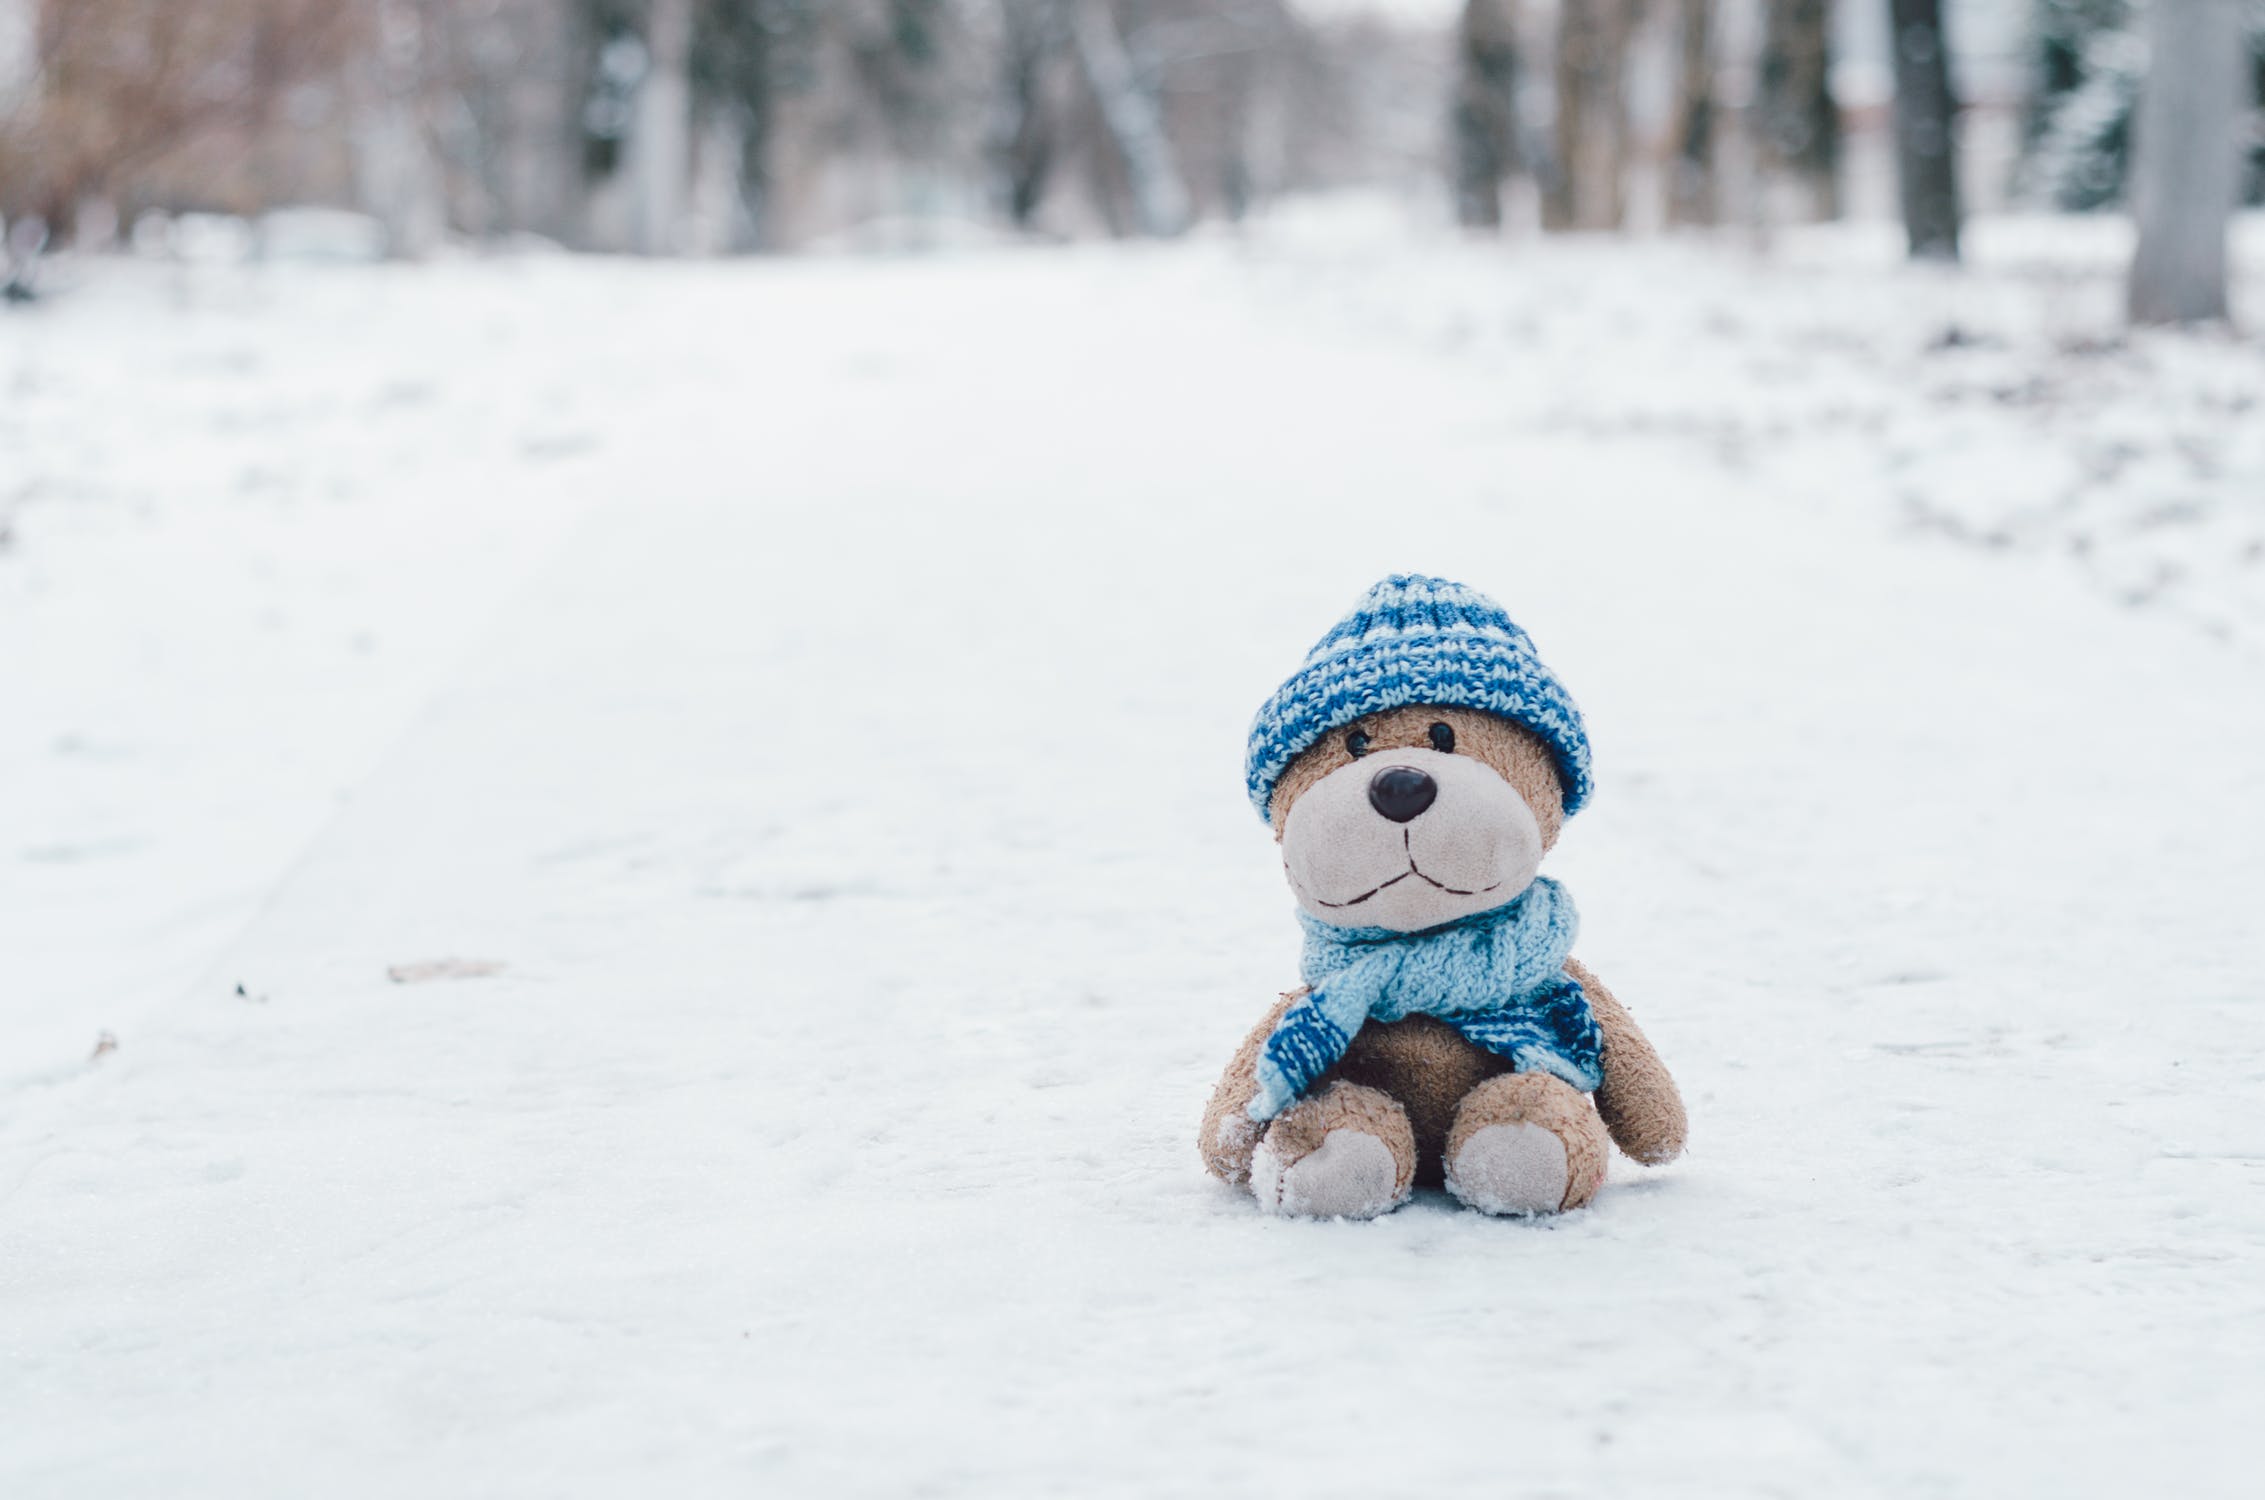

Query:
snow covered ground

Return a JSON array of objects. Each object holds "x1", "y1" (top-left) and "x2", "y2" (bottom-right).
[{"x1": 3, "y1": 210, "x2": 2262, "y2": 1496}]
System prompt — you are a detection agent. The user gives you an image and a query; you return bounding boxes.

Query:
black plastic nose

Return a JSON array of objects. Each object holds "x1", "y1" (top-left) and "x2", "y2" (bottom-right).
[{"x1": 1367, "y1": 765, "x2": 1437, "y2": 823}]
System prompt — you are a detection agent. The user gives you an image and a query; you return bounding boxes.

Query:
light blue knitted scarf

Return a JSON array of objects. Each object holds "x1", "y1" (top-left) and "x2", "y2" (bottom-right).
[{"x1": 1247, "y1": 877, "x2": 1602, "y2": 1122}]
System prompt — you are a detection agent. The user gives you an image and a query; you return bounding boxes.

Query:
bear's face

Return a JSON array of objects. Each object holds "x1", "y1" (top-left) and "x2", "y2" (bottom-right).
[{"x1": 1270, "y1": 705, "x2": 1565, "y2": 933}]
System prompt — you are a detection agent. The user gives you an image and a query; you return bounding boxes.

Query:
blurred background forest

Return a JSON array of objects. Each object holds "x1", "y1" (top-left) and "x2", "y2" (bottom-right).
[{"x1": 1, "y1": 1, "x2": 2261, "y2": 294}]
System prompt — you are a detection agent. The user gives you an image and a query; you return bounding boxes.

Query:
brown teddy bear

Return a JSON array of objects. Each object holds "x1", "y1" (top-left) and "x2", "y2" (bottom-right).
[{"x1": 1200, "y1": 576, "x2": 1686, "y2": 1218}]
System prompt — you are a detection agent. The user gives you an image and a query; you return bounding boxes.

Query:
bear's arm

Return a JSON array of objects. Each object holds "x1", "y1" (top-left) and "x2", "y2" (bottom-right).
[
  {"x1": 1566, "y1": 957, "x2": 1687, "y2": 1166},
  {"x1": 1198, "y1": 990, "x2": 1303, "y2": 1185}
]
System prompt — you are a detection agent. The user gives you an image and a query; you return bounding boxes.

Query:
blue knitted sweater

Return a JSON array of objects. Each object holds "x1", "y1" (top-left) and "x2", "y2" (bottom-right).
[{"x1": 1247, "y1": 878, "x2": 1602, "y2": 1122}]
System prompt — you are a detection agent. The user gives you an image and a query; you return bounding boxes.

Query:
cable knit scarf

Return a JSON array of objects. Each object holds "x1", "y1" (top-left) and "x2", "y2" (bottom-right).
[{"x1": 1247, "y1": 877, "x2": 1601, "y2": 1123}]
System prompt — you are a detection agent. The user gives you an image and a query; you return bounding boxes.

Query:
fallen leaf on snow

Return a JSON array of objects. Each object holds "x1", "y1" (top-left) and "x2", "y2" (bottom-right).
[{"x1": 386, "y1": 959, "x2": 506, "y2": 985}]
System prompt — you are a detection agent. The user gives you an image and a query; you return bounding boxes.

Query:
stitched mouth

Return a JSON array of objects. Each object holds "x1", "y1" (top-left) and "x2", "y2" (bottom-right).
[{"x1": 1299, "y1": 829, "x2": 1506, "y2": 908}]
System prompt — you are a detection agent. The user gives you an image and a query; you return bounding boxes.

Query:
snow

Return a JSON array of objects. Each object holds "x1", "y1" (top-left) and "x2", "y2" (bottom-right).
[{"x1": 3, "y1": 210, "x2": 2262, "y2": 1496}]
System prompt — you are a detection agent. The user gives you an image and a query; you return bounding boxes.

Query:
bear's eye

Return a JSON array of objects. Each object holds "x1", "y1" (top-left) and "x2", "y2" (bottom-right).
[
  {"x1": 1344, "y1": 730, "x2": 1371, "y2": 758},
  {"x1": 1428, "y1": 722, "x2": 1456, "y2": 754}
]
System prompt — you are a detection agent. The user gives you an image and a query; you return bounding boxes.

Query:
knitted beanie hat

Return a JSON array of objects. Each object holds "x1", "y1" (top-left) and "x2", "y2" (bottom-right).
[{"x1": 1244, "y1": 574, "x2": 1593, "y2": 822}]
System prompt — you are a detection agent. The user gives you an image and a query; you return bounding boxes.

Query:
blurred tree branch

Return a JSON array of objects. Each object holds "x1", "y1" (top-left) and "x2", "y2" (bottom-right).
[{"x1": 1, "y1": 0, "x2": 358, "y2": 229}]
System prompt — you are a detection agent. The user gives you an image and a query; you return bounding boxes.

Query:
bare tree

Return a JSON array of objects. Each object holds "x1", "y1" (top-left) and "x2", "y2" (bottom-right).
[
  {"x1": 1150, "y1": 2, "x2": 1296, "y2": 224},
  {"x1": 1451, "y1": 0, "x2": 1522, "y2": 229},
  {"x1": 991, "y1": 0, "x2": 1064, "y2": 227},
  {"x1": 350, "y1": 1, "x2": 447, "y2": 257},
  {"x1": 1755, "y1": 0, "x2": 1839, "y2": 219},
  {"x1": 0, "y1": 0, "x2": 354, "y2": 234},
  {"x1": 2127, "y1": 0, "x2": 2247, "y2": 323},
  {"x1": 1888, "y1": 0, "x2": 1960, "y2": 259},
  {"x1": 408, "y1": 2, "x2": 582, "y2": 244},
  {"x1": 1069, "y1": 0, "x2": 1190, "y2": 236},
  {"x1": 1546, "y1": 0, "x2": 1631, "y2": 231},
  {"x1": 1666, "y1": 0, "x2": 1717, "y2": 225},
  {"x1": 628, "y1": 0, "x2": 694, "y2": 252},
  {"x1": 691, "y1": 0, "x2": 819, "y2": 251}
]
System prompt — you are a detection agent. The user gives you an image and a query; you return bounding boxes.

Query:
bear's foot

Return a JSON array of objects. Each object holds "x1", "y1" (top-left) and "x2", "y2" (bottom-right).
[
  {"x1": 1250, "y1": 1082, "x2": 1414, "y2": 1220},
  {"x1": 1444, "y1": 1072, "x2": 1609, "y2": 1215}
]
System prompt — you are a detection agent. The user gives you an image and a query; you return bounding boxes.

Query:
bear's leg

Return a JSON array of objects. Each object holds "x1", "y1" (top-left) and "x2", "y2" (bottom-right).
[
  {"x1": 1443, "y1": 1073, "x2": 1610, "y2": 1215},
  {"x1": 1250, "y1": 1082, "x2": 1415, "y2": 1220}
]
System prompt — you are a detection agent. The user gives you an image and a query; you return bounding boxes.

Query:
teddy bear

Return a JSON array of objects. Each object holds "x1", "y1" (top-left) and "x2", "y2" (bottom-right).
[{"x1": 1201, "y1": 574, "x2": 1686, "y2": 1219}]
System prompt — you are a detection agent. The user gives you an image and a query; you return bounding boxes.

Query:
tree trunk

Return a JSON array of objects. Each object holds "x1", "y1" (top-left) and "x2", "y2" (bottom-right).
[
  {"x1": 1452, "y1": 0, "x2": 1522, "y2": 229},
  {"x1": 0, "y1": 0, "x2": 32, "y2": 111},
  {"x1": 1546, "y1": 0, "x2": 1631, "y2": 231},
  {"x1": 1667, "y1": 0, "x2": 1717, "y2": 225},
  {"x1": 1756, "y1": 0, "x2": 1840, "y2": 220},
  {"x1": 1069, "y1": 0, "x2": 1191, "y2": 238},
  {"x1": 733, "y1": 91, "x2": 776, "y2": 252},
  {"x1": 629, "y1": 0, "x2": 694, "y2": 255},
  {"x1": 698, "y1": 0, "x2": 788, "y2": 253},
  {"x1": 2128, "y1": 0, "x2": 2246, "y2": 323},
  {"x1": 497, "y1": 6, "x2": 581, "y2": 245},
  {"x1": 352, "y1": 0, "x2": 448, "y2": 259},
  {"x1": 1888, "y1": 0, "x2": 1961, "y2": 260},
  {"x1": 993, "y1": 0, "x2": 1062, "y2": 228}
]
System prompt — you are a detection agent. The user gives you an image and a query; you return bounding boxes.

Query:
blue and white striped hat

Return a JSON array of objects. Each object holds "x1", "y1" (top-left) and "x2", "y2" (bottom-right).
[{"x1": 1244, "y1": 574, "x2": 1593, "y2": 822}]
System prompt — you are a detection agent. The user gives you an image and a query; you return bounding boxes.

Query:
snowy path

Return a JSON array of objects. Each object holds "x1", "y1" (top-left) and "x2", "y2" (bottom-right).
[{"x1": 4, "y1": 226, "x2": 2262, "y2": 1496}]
